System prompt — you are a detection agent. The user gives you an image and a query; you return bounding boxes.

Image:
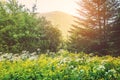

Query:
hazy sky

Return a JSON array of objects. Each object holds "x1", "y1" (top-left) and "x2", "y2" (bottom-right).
[{"x1": 17, "y1": 0, "x2": 79, "y2": 16}]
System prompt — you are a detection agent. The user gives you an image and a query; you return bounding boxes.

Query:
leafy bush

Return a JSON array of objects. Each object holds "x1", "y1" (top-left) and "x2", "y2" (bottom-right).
[
  {"x1": 0, "y1": 0, "x2": 61, "y2": 53},
  {"x1": 0, "y1": 51, "x2": 120, "y2": 80},
  {"x1": 0, "y1": 0, "x2": 39, "y2": 53}
]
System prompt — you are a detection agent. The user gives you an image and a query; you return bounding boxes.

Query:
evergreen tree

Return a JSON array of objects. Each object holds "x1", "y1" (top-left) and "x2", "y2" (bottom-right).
[
  {"x1": 68, "y1": 0, "x2": 119, "y2": 54},
  {"x1": 109, "y1": 7, "x2": 120, "y2": 56}
]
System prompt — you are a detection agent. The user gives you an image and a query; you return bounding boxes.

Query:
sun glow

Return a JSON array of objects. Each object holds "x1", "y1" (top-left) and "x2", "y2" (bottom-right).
[
  {"x1": 17, "y1": 0, "x2": 79, "y2": 16},
  {"x1": 15, "y1": 0, "x2": 80, "y2": 38}
]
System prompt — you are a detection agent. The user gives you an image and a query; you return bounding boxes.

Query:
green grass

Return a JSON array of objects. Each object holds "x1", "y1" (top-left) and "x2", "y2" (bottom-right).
[{"x1": 0, "y1": 51, "x2": 120, "y2": 80}]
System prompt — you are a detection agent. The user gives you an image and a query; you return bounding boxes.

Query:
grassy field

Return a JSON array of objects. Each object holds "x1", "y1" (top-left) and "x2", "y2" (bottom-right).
[{"x1": 0, "y1": 50, "x2": 120, "y2": 80}]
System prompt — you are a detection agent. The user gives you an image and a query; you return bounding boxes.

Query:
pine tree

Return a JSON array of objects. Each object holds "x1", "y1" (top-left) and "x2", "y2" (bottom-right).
[
  {"x1": 68, "y1": 0, "x2": 119, "y2": 54},
  {"x1": 109, "y1": 6, "x2": 120, "y2": 55}
]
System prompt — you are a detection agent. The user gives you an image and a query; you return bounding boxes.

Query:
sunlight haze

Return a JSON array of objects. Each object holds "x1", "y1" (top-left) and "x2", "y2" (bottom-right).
[{"x1": 17, "y1": 0, "x2": 79, "y2": 16}]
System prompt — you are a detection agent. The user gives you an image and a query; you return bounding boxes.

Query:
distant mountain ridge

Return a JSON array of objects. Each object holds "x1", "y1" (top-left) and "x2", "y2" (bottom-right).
[{"x1": 36, "y1": 11, "x2": 75, "y2": 39}]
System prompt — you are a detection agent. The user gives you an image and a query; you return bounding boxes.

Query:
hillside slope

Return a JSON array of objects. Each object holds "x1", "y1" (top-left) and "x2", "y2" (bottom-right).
[{"x1": 36, "y1": 11, "x2": 75, "y2": 38}]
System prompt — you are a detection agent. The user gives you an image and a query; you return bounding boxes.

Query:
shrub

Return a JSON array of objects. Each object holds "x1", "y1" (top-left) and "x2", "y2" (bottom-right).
[{"x1": 0, "y1": 0, "x2": 61, "y2": 53}]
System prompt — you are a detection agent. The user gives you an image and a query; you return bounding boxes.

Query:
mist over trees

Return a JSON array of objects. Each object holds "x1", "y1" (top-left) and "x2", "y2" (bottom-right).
[
  {"x1": 68, "y1": 0, "x2": 120, "y2": 56},
  {"x1": 0, "y1": 0, "x2": 120, "y2": 56},
  {"x1": 36, "y1": 17, "x2": 61, "y2": 52}
]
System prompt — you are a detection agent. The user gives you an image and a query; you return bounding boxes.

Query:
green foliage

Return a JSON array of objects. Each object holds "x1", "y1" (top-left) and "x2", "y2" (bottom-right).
[
  {"x1": 0, "y1": 0, "x2": 61, "y2": 53},
  {"x1": 0, "y1": 0, "x2": 38, "y2": 53},
  {"x1": 36, "y1": 17, "x2": 62, "y2": 52},
  {"x1": 67, "y1": 27, "x2": 96, "y2": 53},
  {"x1": 0, "y1": 51, "x2": 120, "y2": 80}
]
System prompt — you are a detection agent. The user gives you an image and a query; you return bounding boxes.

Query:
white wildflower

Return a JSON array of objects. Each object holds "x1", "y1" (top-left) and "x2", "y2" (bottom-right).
[
  {"x1": 108, "y1": 69, "x2": 116, "y2": 73},
  {"x1": 29, "y1": 55, "x2": 38, "y2": 60},
  {"x1": 97, "y1": 65, "x2": 105, "y2": 71},
  {"x1": 80, "y1": 69, "x2": 84, "y2": 73}
]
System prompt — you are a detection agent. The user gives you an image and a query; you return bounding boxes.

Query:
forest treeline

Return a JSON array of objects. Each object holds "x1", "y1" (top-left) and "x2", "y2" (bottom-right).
[
  {"x1": 68, "y1": 0, "x2": 120, "y2": 56},
  {"x1": 0, "y1": 0, "x2": 120, "y2": 56}
]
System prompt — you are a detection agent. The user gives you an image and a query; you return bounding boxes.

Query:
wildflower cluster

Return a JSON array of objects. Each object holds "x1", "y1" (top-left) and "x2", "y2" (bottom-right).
[{"x1": 0, "y1": 51, "x2": 120, "y2": 80}]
